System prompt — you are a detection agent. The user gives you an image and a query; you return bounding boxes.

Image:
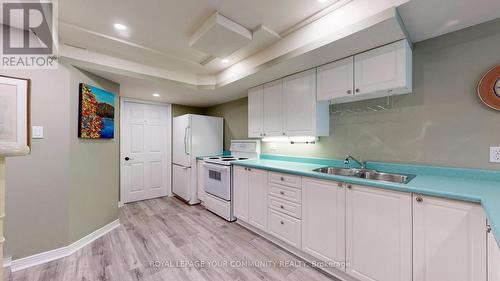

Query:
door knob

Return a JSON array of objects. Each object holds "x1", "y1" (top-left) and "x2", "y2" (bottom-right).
[{"x1": 124, "y1": 157, "x2": 130, "y2": 161}]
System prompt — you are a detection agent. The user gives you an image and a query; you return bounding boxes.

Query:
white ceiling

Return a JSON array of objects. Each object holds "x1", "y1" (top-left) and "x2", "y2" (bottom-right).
[
  {"x1": 57, "y1": 0, "x2": 500, "y2": 106},
  {"x1": 398, "y1": 0, "x2": 500, "y2": 42}
]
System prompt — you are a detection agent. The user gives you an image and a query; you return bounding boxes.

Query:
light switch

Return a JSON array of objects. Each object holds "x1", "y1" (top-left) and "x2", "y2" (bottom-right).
[{"x1": 32, "y1": 126, "x2": 44, "y2": 139}]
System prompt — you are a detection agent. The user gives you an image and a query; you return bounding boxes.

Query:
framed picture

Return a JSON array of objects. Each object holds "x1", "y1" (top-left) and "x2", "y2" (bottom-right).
[
  {"x1": 0, "y1": 75, "x2": 30, "y2": 153},
  {"x1": 78, "y1": 83, "x2": 116, "y2": 139}
]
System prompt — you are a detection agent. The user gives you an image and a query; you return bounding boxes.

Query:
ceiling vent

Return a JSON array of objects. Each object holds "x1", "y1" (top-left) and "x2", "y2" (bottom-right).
[{"x1": 189, "y1": 12, "x2": 252, "y2": 58}]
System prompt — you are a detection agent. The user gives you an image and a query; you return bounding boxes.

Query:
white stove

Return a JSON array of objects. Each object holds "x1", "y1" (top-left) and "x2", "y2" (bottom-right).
[{"x1": 201, "y1": 140, "x2": 260, "y2": 221}]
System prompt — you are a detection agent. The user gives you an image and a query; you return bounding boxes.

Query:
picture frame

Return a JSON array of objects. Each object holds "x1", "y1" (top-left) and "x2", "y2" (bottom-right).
[
  {"x1": 0, "y1": 75, "x2": 31, "y2": 155},
  {"x1": 78, "y1": 83, "x2": 116, "y2": 139}
]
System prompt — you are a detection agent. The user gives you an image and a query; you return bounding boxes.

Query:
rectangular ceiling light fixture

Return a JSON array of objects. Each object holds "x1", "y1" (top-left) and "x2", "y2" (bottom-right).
[{"x1": 189, "y1": 12, "x2": 252, "y2": 58}]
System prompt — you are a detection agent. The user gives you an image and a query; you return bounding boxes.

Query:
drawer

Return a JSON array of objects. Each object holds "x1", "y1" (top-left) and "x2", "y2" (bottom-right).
[
  {"x1": 269, "y1": 183, "x2": 302, "y2": 204},
  {"x1": 268, "y1": 195, "x2": 302, "y2": 219},
  {"x1": 269, "y1": 172, "x2": 301, "y2": 189},
  {"x1": 268, "y1": 209, "x2": 302, "y2": 249}
]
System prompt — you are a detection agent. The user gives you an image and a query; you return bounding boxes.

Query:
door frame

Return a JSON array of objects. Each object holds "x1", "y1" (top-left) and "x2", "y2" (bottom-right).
[{"x1": 119, "y1": 97, "x2": 172, "y2": 204}]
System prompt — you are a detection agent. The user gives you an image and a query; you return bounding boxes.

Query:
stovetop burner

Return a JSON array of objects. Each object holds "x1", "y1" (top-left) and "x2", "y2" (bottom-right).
[
  {"x1": 238, "y1": 158, "x2": 248, "y2": 160},
  {"x1": 222, "y1": 158, "x2": 236, "y2": 161},
  {"x1": 209, "y1": 157, "x2": 219, "y2": 159}
]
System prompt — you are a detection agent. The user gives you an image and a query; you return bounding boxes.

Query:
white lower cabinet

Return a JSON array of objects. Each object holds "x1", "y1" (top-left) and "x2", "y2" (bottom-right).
[
  {"x1": 413, "y1": 194, "x2": 487, "y2": 281},
  {"x1": 248, "y1": 169, "x2": 268, "y2": 231},
  {"x1": 489, "y1": 227, "x2": 500, "y2": 281},
  {"x1": 233, "y1": 166, "x2": 268, "y2": 230},
  {"x1": 233, "y1": 166, "x2": 249, "y2": 222},
  {"x1": 346, "y1": 184, "x2": 412, "y2": 281},
  {"x1": 268, "y1": 209, "x2": 302, "y2": 249},
  {"x1": 302, "y1": 178, "x2": 346, "y2": 268}
]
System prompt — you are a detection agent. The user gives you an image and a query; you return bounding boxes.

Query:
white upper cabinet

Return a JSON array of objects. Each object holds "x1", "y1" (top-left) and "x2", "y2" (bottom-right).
[
  {"x1": 262, "y1": 80, "x2": 283, "y2": 137},
  {"x1": 302, "y1": 178, "x2": 345, "y2": 268},
  {"x1": 413, "y1": 195, "x2": 487, "y2": 281},
  {"x1": 489, "y1": 227, "x2": 500, "y2": 281},
  {"x1": 317, "y1": 57, "x2": 354, "y2": 101},
  {"x1": 345, "y1": 184, "x2": 412, "y2": 281},
  {"x1": 283, "y1": 69, "x2": 329, "y2": 136},
  {"x1": 353, "y1": 40, "x2": 412, "y2": 99},
  {"x1": 248, "y1": 85, "x2": 263, "y2": 138}
]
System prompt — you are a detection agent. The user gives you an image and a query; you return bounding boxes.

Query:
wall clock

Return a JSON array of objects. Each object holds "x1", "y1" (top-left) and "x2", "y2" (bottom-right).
[{"x1": 478, "y1": 64, "x2": 500, "y2": 111}]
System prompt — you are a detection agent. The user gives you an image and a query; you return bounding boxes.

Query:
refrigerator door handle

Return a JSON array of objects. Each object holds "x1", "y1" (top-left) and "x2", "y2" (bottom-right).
[{"x1": 184, "y1": 126, "x2": 190, "y2": 155}]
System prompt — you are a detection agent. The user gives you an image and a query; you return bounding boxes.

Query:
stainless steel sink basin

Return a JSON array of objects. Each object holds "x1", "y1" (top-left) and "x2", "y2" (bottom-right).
[
  {"x1": 313, "y1": 166, "x2": 415, "y2": 184},
  {"x1": 313, "y1": 167, "x2": 361, "y2": 176},
  {"x1": 358, "y1": 171, "x2": 415, "y2": 184}
]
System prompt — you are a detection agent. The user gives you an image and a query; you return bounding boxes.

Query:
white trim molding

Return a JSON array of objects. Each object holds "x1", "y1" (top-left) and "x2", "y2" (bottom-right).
[{"x1": 6, "y1": 219, "x2": 120, "y2": 272}]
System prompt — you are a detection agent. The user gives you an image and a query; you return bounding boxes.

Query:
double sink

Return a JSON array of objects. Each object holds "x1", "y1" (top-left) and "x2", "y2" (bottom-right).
[{"x1": 313, "y1": 167, "x2": 415, "y2": 184}]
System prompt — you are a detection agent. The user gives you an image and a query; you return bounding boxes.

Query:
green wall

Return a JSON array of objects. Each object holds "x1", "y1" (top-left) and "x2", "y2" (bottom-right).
[{"x1": 204, "y1": 18, "x2": 500, "y2": 170}]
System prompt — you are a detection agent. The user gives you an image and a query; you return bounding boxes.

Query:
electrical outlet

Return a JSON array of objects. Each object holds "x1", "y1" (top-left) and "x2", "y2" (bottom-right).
[{"x1": 490, "y1": 147, "x2": 500, "y2": 163}]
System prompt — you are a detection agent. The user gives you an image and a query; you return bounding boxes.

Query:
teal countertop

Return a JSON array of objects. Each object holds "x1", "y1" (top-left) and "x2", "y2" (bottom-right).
[{"x1": 231, "y1": 154, "x2": 500, "y2": 246}]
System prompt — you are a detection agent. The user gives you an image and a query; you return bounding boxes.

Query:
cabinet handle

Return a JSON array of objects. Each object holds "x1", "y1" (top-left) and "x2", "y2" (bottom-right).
[
  {"x1": 282, "y1": 132, "x2": 286, "y2": 136},
  {"x1": 416, "y1": 196, "x2": 423, "y2": 203},
  {"x1": 280, "y1": 177, "x2": 284, "y2": 181},
  {"x1": 487, "y1": 225, "x2": 492, "y2": 233},
  {"x1": 248, "y1": 168, "x2": 252, "y2": 171},
  {"x1": 263, "y1": 133, "x2": 266, "y2": 136},
  {"x1": 280, "y1": 191, "x2": 285, "y2": 195},
  {"x1": 346, "y1": 184, "x2": 352, "y2": 189},
  {"x1": 355, "y1": 88, "x2": 360, "y2": 93},
  {"x1": 280, "y1": 205, "x2": 284, "y2": 209},
  {"x1": 346, "y1": 90, "x2": 352, "y2": 94},
  {"x1": 337, "y1": 182, "x2": 343, "y2": 187},
  {"x1": 280, "y1": 221, "x2": 285, "y2": 225}
]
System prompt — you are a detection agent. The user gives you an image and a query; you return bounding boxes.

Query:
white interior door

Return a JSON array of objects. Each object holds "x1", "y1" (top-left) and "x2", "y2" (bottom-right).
[{"x1": 121, "y1": 100, "x2": 171, "y2": 203}]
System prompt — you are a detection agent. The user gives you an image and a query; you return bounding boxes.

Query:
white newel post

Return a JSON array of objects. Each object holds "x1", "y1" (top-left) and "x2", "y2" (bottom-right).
[
  {"x1": 0, "y1": 75, "x2": 31, "y2": 281},
  {"x1": 0, "y1": 157, "x2": 4, "y2": 280}
]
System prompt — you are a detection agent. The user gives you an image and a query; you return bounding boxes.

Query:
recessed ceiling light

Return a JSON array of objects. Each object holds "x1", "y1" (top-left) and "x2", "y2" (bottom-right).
[
  {"x1": 152, "y1": 93, "x2": 160, "y2": 97},
  {"x1": 221, "y1": 58, "x2": 229, "y2": 63},
  {"x1": 114, "y1": 23, "x2": 127, "y2": 30}
]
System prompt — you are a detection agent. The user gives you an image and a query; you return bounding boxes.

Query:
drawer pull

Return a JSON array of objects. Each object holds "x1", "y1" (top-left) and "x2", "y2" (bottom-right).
[
  {"x1": 337, "y1": 182, "x2": 343, "y2": 187},
  {"x1": 280, "y1": 205, "x2": 284, "y2": 209},
  {"x1": 280, "y1": 191, "x2": 285, "y2": 195},
  {"x1": 280, "y1": 177, "x2": 285, "y2": 181},
  {"x1": 416, "y1": 196, "x2": 423, "y2": 203},
  {"x1": 280, "y1": 221, "x2": 284, "y2": 225}
]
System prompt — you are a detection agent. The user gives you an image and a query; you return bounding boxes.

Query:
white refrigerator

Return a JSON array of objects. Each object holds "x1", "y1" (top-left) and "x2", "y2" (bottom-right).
[{"x1": 172, "y1": 114, "x2": 223, "y2": 205}]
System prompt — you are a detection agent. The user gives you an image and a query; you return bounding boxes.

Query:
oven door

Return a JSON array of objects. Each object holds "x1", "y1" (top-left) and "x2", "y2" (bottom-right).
[{"x1": 203, "y1": 162, "x2": 231, "y2": 201}]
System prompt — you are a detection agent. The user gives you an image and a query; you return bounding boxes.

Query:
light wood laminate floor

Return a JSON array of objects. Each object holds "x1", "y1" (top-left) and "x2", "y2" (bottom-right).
[{"x1": 6, "y1": 197, "x2": 338, "y2": 281}]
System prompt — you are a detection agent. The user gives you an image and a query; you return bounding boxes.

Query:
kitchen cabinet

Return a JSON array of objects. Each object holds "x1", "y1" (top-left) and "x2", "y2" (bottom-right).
[
  {"x1": 302, "y1": 178, "x2": 345, "y2": 268},
  {"x1": 317, "y1": 57, "x2": 354, "y2": 101},
  {"x1": 353, "y1": 40, "x2": 412, "y2": 99},
  {"x1": 233, "y1": 166, "x2": 268, "y2": 231},
  {"x1": 248, "y1": 85, "x2": 263, "y2": 138},
  {"x1": 346, "y1": 184, "x2": 412, "y2": 281},
  {"x1": 233, "y1": 166, "x2": 249, "y2": 222},
  {"x1": 413, "y1": 194, "x2": 487, "y2": 281},
  {"x1": 317, "y1": 40, "x2": 412, "y2": 103},
  {"x1": 248, "y1": 168, "x2": 268, "y2": 231},
  {"x1": 262, "y1": 80, "x2": 283, "y2": 136},
  {"x1": 282, "y1": 69, "x2": 329, "y2": 136},
  {"x1": 489, "y1": 227, "x2": 500, "y2": 281}
]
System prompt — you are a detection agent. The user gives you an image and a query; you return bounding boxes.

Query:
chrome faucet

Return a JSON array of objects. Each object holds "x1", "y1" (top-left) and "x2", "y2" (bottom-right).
[{"x1": 344, "y1": 155, "x2": 366, "y2": 169}]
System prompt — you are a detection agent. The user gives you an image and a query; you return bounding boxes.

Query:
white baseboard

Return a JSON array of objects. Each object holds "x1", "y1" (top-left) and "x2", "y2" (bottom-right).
[{"x1": 6, "y1": 219, "x2": 120, "y2": 272}]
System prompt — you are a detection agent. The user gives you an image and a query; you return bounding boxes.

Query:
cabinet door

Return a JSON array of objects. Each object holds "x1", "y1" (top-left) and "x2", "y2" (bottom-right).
[
  {"x1": 302, "y1": 178, "x2": 345, "y2": 268},
  {"x1": 346, "y1": 185, "x2": 412, "y2": 281},
  {"x1": 317, "y1": 57, "x2": 354, "y2": 101},
  {"x1": 262, "y1": 80, "x2": 283, "y2": 136},
  {"x1": 354, "y1": 40, "x2": 411, "y2": 96},
  {"x1": 282, "y1": 69, "x2": 316, "y2": 136},
  {"x1": 489, "y1": 228, "x2": 500, "y2": 281},
  {"x1": 413, "y1": 195, "x2": 487, "y2": 281},
  {"x1": 233, "y1": 166, "x2": 249, "y2": 222},
  {"x1": 248, "y1": 86, "x2": 263, "y2": 138},
  {"x1": 248, "y1": 169, "x2": 268, "y2": 231}
]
